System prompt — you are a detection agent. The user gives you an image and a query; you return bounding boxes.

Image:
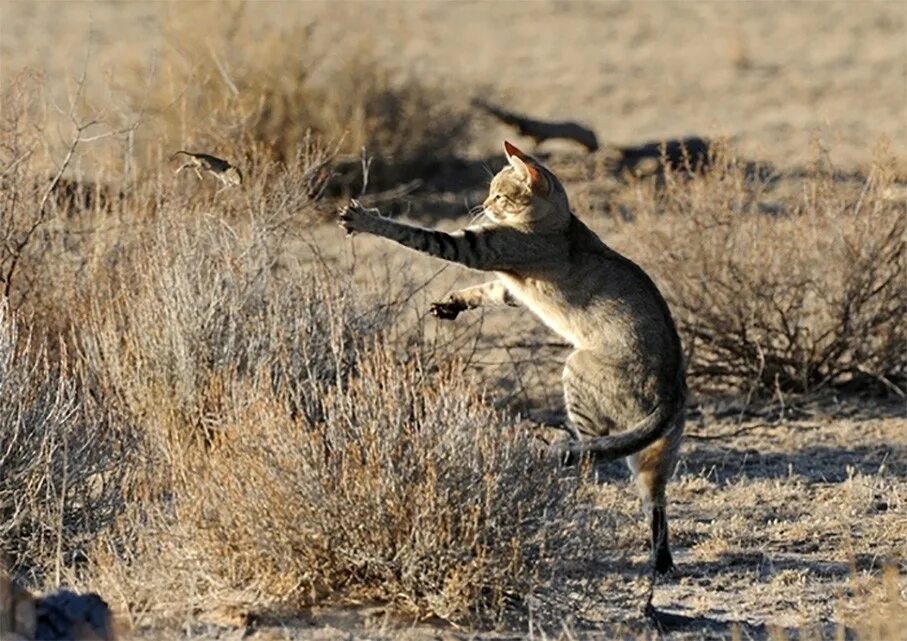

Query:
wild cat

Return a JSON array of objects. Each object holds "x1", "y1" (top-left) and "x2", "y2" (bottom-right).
[
  {"x1": 171, "y1": 150, "x2": 243, "y2": 188},
  {"x1": 338, "y1": 141, "x2": 686, "y2": 573}
]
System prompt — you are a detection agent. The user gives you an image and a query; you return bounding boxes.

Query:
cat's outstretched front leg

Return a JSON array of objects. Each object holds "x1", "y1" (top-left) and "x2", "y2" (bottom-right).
[
  {"x1": 337, "y1": 203, "x2": 519, "y2": 320},
  {"x1": 430, "y1": 281, "x2": 519, "y2": 320},
  {"x1": 339, "y1": 200, "x2": 542, "y2": 271}
]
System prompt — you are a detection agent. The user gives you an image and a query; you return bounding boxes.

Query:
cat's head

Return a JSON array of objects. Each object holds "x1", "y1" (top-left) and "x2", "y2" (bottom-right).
[{"x1": 483, "y1": 141, "x2": 571, "y2": 230}]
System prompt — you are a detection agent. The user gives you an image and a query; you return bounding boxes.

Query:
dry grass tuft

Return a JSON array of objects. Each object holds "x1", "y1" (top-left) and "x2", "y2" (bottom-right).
[{"x1": 0, "y1": 302, "x2": 133, "y2": 584}]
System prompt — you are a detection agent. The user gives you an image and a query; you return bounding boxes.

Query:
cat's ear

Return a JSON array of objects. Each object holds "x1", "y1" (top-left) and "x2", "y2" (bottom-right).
[
  {"x1": 503, "y1": 141, "x2": 548, "y2": 195},
  {"x1": 503, "y1": 140, "x2": 530, "y2": 162}
]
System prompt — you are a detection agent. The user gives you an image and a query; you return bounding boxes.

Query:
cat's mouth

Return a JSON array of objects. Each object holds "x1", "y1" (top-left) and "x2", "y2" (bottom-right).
[{"x1": 481, "y1": 209, "x2": 503, "y2": 224}]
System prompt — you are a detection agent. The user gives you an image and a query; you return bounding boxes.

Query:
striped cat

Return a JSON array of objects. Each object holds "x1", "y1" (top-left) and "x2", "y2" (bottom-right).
[{"x1": 339, "y1": 141, "x2": 686, "y2": 573}]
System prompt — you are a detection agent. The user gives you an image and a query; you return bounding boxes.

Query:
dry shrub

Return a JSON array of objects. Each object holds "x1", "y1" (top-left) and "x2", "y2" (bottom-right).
[
  {"x1": 91, "y1": 348, "x2": 595, "y2": 625},
  {"x1": 0, "y1": 77, "x2": 134, "y2": 565},
  {"x1": 75, "y1": 210, "x2": 602, "y2": 624},
  {"x1": 613, "y1": 141, "x2": 906, "y2": 396},
  {"x1": 78, "y1": 216, "x2": 353, "y2": 448},
  {"x1": 125, "y1": 4, "x2": 469, "y2": 189}
]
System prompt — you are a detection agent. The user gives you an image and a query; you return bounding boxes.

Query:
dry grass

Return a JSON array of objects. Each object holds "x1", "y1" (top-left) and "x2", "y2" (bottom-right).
[{"x1": 604, "y1": 141, "x2": 906, "y2": 397}]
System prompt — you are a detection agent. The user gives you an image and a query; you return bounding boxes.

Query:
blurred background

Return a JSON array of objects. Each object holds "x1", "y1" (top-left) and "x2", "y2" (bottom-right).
[{"x1": 3, "y1": 0, "x2": 905, "y2": 170}]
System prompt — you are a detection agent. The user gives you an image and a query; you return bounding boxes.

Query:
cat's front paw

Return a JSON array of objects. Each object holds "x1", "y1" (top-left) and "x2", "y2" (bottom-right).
[
  {"x1": 429, "y1": 299, "x2": 466, "y2": 320},
  {"x1": 338, "y1": 199, "x2": 379, "y2": 236}
]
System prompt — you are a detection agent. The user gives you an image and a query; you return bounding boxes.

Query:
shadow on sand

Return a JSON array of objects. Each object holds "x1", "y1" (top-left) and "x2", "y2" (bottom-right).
[
  {"x1": 644, "y1": 603, "x2": 858, "y2": 641},
  {"x1": 345, "y1": 134, "x2": 894, "y2": 228}
]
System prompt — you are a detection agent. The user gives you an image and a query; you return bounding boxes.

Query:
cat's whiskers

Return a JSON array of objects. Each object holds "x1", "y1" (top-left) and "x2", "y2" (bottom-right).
[{"x1": 467, "y1": 204, "x2": 487, "y2": 226}]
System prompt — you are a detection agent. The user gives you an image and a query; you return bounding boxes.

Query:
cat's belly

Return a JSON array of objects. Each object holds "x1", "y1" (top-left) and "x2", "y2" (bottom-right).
[
  {"x1": 532, "y1": 305, "x2": 585, "y2": 347},
  {"x1": 499, "y1": 274, "x2": 587, "y2": 347}
]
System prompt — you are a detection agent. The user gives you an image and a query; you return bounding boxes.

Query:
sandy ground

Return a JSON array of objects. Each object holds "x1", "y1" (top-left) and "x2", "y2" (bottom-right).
[
  {"x1": 132, "y1": 401, "x2": 906, "y2": 641},
  {"x1": 2, "y1": 2, "x2": 905, "y2": 639}
]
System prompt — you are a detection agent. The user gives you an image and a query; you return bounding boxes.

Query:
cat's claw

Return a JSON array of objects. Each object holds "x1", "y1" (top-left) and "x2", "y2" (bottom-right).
[
  {"x1": 429, "y1": 300, "x2": 465, "y2": 320},
  {"x1": 338, "y1": 199, "x2": 377, "y2": 236}
]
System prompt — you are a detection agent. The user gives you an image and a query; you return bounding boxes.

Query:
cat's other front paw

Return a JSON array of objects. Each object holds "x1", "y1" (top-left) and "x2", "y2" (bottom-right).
[
  {"x1": 338, "y1": 199, "x2": 379, "y2": 236},
  {"x1": 429, "y1": 299, "x2": 466, "y2": 320}
]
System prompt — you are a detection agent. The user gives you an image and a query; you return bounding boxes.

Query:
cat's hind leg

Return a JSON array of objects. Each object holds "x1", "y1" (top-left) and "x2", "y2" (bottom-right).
[{"x1": 627, "y1": 420, "x2": 683, "y2": 575}]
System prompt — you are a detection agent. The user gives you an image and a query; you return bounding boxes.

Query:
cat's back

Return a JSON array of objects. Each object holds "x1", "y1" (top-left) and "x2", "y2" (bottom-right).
[{"x1": 571, "y1": 218, "x2": 680, "y2": 356}]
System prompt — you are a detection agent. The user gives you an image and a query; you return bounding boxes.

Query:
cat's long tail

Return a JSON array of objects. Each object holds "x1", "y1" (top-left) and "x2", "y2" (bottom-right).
[{"x1": 554, "y1": 381, "x2": 686, "y2": 463}]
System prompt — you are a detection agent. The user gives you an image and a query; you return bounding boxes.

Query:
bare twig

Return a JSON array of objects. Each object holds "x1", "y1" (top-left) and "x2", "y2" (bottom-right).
[
  {"x1": 0, "y1": 144, "x2": 37, "y2": 178},
  {"x1": 358, "y1": 179, "x2": 423, "y2": 207},
  {"x1": 685, "y1": 423, "x2": 771, "y2": 441},
  {"x1": 206, "y1": 40, "x2": 240, "y2": 97},
  {"x1": 359, "y1": 146, "x2": 373, "y2": 197}
]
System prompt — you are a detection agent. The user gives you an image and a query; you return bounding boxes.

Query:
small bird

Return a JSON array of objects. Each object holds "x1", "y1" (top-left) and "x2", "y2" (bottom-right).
[{"x1": 171, "y1": 150, "x2": 243, "y2": 188}]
